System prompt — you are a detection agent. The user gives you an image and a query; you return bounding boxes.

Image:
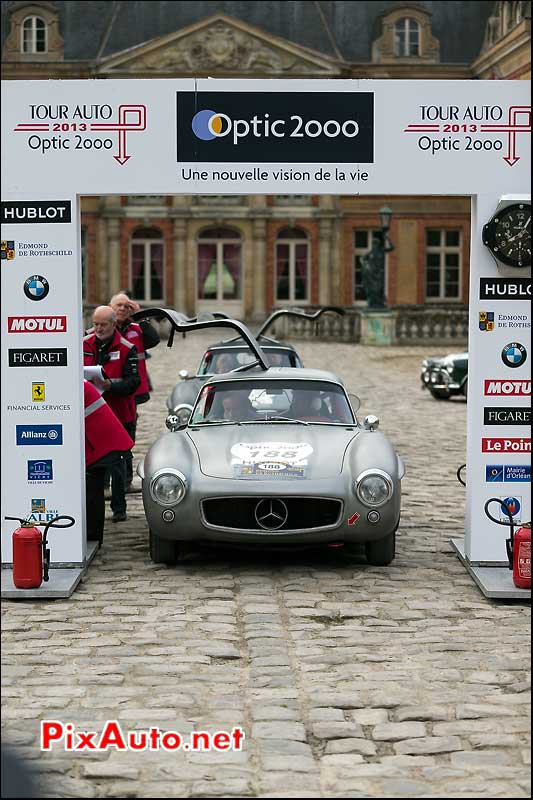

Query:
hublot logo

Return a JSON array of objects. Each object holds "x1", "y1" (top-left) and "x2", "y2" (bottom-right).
[
  {"x1": 480, "y1": 278, "x2": 531, "y2": 300},
  {"x1": 1, "y1": 201, "x2": 72, "y2": 224}
]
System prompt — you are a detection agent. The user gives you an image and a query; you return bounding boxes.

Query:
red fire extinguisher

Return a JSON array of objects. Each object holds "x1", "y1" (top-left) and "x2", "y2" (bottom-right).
[
  {"x1": 484, "y1": 499, "x2": 531, "y2": 590},
  {"x1": 5, "y1": 515, "x2": 75, "y2": 589}
]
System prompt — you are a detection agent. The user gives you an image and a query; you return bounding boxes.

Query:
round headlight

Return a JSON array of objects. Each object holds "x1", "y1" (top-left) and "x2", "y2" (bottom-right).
[
  {"x1": 355, "y1": 470, "x2": 393, "y2": 507},
  {"x1": 150, "y1": 470, "x2": 187, "y2": 506},
  {"x1": 175, "y1": 405, "x2": 193, "y2": 425}
]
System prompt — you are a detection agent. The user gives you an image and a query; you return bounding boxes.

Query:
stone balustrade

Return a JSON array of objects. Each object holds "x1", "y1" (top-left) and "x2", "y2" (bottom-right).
[{"x1": 83, "y1": 304, "x2": 469, "y2": 345}]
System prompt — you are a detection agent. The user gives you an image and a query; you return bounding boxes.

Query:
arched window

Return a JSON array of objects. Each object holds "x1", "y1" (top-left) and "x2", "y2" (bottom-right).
[
  {"x1": 394, "y1": 17, "x2": 420, "y2": 57},
  {"x1": 130, "y1": 227, "x2": 164, "y2": 302},
  {"x1": 197, "y1": 227, "x2": 242, "y2": 302},
  {"x1": 22, "y1": 16, "x2": 47, "y2": 54},
  {"x1": 275, "y1": 227, "x2": 309, "y2": 304}
]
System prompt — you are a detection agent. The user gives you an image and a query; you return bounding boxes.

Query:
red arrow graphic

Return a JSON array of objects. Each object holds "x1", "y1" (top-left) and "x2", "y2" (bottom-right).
[
  {"x1": 114, "y1": 129, "x2": 130, "y2": 165},
  {"x1": 503, "y1": 131, "x2": 519, "y2": 167},
  {"x1": 90, "y1": 104, "x2": 146, "y2": 166}
]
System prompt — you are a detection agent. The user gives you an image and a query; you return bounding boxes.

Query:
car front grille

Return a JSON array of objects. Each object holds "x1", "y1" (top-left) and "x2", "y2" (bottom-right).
[{"x1": 201, "y1": 497, "x2": 342, "y2": 531}]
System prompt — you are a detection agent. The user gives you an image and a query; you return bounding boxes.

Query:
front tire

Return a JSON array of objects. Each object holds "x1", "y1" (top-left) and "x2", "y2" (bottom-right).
[
  {"x1": 365, "y1": 531, "x2": 396, "y2": 566},
  {"x1": 149, "y1": 529, "x2": 177, "y2": 565},
  {"x1": 462, "y1": 379, "x2": 468, "y2": 400},
  {"x1": 429, "y1": 387, "x2": 450, "y2": 400}
]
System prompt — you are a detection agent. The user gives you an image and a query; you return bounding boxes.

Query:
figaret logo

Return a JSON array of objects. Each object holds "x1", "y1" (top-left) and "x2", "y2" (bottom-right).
[
  {"x1": 404, "y1": 104, "x2": 531, "y2": 166},
  {"x1": 13, "y1": 104, "x2": 147, "y2": 166}
]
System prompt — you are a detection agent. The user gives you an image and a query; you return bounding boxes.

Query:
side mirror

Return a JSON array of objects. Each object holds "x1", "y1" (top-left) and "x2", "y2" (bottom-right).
[
  {"x1": 166, "y1": 414, "x2": 180, "y2": 432},
  {"x1": 348, "y1": 393, "x2": 361, "y2": 413},
  {"x1": 178, "y1": 369, "x2": 189, "y2": 380},
  {"x1": 363, "y1": 414, "x2": 380, "y2": 431}
]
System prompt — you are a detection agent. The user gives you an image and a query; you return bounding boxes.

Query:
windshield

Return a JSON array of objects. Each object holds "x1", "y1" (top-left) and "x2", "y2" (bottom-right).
[
  {"x1": 191, "y1": 380, "x2": 355, "y2": 425},
  {"x1": 199, "y1": 348, "x2": 296, "y2": 375}
]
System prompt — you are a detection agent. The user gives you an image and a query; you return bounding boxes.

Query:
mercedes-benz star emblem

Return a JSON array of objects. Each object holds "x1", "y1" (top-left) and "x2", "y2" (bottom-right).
[{"x1": 254, "y1": 498, "x2": 289, "y2": 530}]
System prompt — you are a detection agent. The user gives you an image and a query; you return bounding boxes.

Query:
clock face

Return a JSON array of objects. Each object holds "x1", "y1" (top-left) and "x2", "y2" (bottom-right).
[{"x1": 483, "y1": 203, "x2": 531, "y2": 268}]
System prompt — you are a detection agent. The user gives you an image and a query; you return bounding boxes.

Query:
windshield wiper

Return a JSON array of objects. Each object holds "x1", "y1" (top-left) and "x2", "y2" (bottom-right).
[
  {"x1": 264, "y1": 416, "x2": 309, "y2": 425},
  {"x1": 194, "y1": 419, "x2": 242, "y2": 426}
]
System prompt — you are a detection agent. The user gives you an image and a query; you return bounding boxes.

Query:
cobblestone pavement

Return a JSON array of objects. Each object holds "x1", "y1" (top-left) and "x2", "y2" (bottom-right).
[{"x1": 2, "y1": 334, "x2": 531, "y2": 798}]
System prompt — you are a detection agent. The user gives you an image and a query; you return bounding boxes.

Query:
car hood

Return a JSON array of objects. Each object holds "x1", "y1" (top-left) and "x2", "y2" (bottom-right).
[{"x1": 187, "y1": 425, "x2": 358, "y2": 480}]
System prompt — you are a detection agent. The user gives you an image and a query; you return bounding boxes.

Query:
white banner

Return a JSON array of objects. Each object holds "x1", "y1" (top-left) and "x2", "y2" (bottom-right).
[
  {"x1": 1, "y1": 78, "x2": 531, "y2": 567},
  {"x1": 1, "y1": 196, "x2": 86, "y2": 563},
  {"x1": 0, "y1": 79, "x2": 530, "y2": 195}
]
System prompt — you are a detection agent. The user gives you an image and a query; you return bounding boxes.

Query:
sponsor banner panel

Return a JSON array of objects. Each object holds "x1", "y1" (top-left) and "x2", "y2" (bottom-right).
[
  {"x1": 1, "y1": 196, "x2": 85, "y2": 563},
  {"x1": 466, "y1": 192, "x2": 531, "y2": 563},
  {"x1": 1, "y1": 79, "x2": 530, "y2": 195}
]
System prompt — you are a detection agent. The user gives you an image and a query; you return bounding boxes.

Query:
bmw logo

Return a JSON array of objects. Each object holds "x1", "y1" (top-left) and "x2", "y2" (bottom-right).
[
  {"x1": 24, "y1": 275, "x2": 49, "y2": 301},
  {"x1": 501, "y1": 342, "x2": 527, "y2": 369}
]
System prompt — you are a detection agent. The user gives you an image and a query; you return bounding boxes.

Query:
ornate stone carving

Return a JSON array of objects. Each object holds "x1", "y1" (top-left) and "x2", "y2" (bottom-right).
[{"x1": 109, "y1": 19, "x2": 334, "y2": 75}]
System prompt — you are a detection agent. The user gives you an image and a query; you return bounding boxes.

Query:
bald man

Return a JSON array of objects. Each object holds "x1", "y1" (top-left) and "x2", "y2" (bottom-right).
[
  {"x1": 109, "y1": 292, "x2": 160, "y2": 489},
  {"x1": 109, "y1": 292, "x2": 160, "y2": 404},
  {"x1": 83, "y1": 306, "x2": 140, "y2": 522}
]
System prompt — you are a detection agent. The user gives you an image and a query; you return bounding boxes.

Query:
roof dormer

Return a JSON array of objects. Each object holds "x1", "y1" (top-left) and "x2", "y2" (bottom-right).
[
  {"x1": 2, "y1": 1, "x2": 64, "y2": 62},
  {"x1": 372, "y1": 3, "x2": 440, "y2": 64}
]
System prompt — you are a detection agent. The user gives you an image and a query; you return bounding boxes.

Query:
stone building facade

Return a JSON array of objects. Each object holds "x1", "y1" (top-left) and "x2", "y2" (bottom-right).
[{"x1": 2, "y1": 1, "x2": 531, "y2": 322}]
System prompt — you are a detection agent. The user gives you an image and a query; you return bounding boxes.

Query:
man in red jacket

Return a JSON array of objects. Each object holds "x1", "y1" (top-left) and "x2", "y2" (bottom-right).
[
  {"x1": 84, "y1": 380, "x2": 134, "y2": 545},
  {"x1": 110, "y1": 292, "x2": 160, "y2": 488},
  {"x1": 83, "y1": 306, "x2": 140, "y2": 522}
]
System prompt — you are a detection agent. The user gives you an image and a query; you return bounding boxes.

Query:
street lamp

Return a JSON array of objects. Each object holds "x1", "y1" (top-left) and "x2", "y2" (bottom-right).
[
  {"x1": 360, "y1": 205, "x2": 395, "y2": 309},
  {"x1": 378, "y1": 205, "x2": 393, "y2": 232}
]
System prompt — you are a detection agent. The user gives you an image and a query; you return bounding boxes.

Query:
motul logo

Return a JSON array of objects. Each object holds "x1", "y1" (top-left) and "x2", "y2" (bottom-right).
[
  {"x1": 482, "y1": 438, "x2": 531, "y2": 453},
  {"x1": 8, "y1": 316, "x2": 67, "y2": 333},
  {"x1": 484, "y1": 380, "x2": 531, "y2": 396}
]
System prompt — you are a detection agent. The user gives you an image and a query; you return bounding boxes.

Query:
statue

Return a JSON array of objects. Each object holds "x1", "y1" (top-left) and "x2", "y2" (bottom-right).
[{"x1": 360, "y1": 233, "x2": 394, "y2": 310}]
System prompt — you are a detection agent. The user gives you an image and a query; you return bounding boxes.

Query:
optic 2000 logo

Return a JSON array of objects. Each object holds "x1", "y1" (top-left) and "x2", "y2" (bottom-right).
[
  {"x1": 404, "y1": 104, "x2": 531, "y2": 166},
  {"x1": 13, "y1": 104, "x2": 147, "y2": 165}
]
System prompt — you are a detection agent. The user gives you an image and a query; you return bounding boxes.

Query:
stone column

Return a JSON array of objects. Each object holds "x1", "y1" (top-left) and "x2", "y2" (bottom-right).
[
  {"x1": 172, "y1": 218, "x2": 187, "y2": 312},
  {"x1": 252, "y1": 218, "x2": 267, "y2": 320},
  {"x1": 96, "y1": 217, "x2": 108, "y2": 302},
  {"x1": 319, "y1": 218, "x2": 334, "y2": 306},
  {"x1": 330, "y1": 217, "x2": 343, "y2": 305},
  {"x1": 249, "y1": 196, "x2": 268, "y2": 321},
  {"x1": 106, "y1": 218, "x2": 121, "y2": 298},
  {"x1": 186, "y1": 229, "x2": 197, "y2": 317}
]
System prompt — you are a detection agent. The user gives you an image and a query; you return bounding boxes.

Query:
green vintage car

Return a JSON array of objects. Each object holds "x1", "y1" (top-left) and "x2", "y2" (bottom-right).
[{"x1": 420, "y1": 352, "x2": 469, "y2": 400}]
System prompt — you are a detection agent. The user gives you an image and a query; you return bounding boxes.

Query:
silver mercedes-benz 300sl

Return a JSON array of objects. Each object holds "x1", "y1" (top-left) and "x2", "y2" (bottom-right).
[{"x1": 137, "y1": 311, "x2": 404, "y2": 566}]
